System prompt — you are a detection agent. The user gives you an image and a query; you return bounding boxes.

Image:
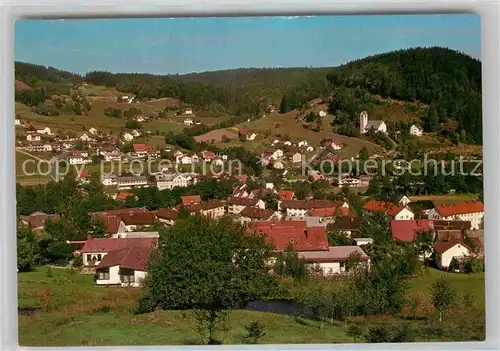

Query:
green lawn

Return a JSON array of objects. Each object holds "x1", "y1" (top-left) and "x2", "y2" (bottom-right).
[{"x1": 18, "y1": 267, "x2": 485, "y2": 346}]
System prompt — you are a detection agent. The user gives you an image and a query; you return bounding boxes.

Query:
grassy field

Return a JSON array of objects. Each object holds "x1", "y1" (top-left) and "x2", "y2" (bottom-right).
[
  {"x1": 18, "y1": 267, "x2": 485, "y2": 346},
  {"x1": 409, "y1": 194, "x2": 479, "y2": 204}
]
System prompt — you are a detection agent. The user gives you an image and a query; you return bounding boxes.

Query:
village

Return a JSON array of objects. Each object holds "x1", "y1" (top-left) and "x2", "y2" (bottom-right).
[{"x1": 16, "y1": 102, "x2": 485, "y2": 288}]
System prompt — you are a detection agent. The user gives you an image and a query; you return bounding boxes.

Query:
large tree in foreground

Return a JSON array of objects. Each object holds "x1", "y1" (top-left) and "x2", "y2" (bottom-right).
[{"x1": 136, "y1": 215, "x2": 276, "y2": 344}]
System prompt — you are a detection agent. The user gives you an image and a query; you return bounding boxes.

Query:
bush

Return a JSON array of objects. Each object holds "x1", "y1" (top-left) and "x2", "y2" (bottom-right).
[
  {"x1": 72, "y1": 255, "x2": 83, "y2": 268},
  {"x1": 244, "y1": 321, "x2": 266, "y2": 344},
  {"x1": 363, "y1": 324, "x2": 414, "y2": 343},
  {"x1": 46, "y1": 266, "x2": 53, "y2": 278}
]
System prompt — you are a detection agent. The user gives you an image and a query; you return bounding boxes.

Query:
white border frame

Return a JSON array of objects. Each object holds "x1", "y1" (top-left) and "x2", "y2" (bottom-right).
[{"x1": 1, "y1": 1, "x2": 499, "y2": 350}]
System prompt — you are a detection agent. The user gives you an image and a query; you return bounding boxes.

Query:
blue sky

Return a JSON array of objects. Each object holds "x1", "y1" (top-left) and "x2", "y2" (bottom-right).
[{"x1": 15, "y1": 14, "x2": 481, "y2": 75}]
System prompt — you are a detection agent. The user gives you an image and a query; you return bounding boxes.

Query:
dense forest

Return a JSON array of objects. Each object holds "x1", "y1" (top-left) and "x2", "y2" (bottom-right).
[{"x1": 325, "y1": 47, "x2": 482, "y2": 144}]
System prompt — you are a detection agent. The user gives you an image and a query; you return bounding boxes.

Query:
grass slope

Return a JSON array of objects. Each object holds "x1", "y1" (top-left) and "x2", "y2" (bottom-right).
[{"x1": 18, "y1": 267, "x2": 485, "y2": 346}]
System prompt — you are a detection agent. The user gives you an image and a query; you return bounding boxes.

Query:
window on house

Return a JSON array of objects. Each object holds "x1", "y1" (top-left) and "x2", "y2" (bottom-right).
[
  {"x1": 97, "y1": 254, "x2": 102, "y2": 261},
  {"x1": 97, "y1": 268, "x2": 110, "y2": 280},
  {"x1": 120, "y1": 268, "x2": 135, "y2": 283},
  {"x1": 86, "y1": 254, "x2": 91, "y2": 262}
]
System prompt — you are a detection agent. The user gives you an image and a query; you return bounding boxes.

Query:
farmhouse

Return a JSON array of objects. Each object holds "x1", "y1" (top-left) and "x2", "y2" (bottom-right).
[
  {"x1": 427, "y1": 201, "x2": 484, "y2": 230},
  {"x1": 184, "y1": 118, "x2": 194, "y2": 126}
]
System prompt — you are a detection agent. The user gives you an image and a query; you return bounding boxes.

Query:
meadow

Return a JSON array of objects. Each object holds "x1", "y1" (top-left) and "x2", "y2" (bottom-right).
[{"x1": 18, "y1": 267, "x2": 485, "y2": 346}]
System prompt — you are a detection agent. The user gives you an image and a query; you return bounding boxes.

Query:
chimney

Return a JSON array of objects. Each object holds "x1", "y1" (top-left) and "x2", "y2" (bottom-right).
[{"x1": 87, "y1": 233, "x2": 93, "y2": 241}]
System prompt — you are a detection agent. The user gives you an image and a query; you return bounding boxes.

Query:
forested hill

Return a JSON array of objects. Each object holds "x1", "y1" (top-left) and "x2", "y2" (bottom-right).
[
  {"x1": 15, "y1": 62, "x2": 82, "y2": 85},
  {"x1": 325, "y1": 47, "x2": 482, "y2": 144}
]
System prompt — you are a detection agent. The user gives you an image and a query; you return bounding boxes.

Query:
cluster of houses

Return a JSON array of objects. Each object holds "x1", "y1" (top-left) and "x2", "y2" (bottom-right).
[{"x1": 19, "y1": 172, "x2": 485, "y2": 287}]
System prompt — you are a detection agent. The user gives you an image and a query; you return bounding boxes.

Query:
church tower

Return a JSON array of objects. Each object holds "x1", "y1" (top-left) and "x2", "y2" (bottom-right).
[{"x1": 359, "y1": 111, "x2": 368, "y2": 134}]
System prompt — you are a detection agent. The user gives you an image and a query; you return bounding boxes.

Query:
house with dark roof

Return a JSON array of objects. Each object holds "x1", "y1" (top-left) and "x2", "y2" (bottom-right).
[
  {"x1": 156, "y1": 208, "x2": 178, "y2": 226},
  {"x1": 326, "y1": 216, "x2": 362, "y2": 236},
  {"x1": 94, "y1": 246, "x2": 154, "y2": 287},
  {"x1": 227, "y1": 196, "x2": 265, "y2": 215},
  {"x1": 120, "y1": 212, "x2": 157, "y2": 232},
  {"x1": 237, "y1": 207, "x2": 281, "y2": 225},
  {"x1": 428, "y1": 201, "x2": 484, "y2": 230},
  {"x1": 81, "y1": 236, "x2": 158, "y2": 270}
]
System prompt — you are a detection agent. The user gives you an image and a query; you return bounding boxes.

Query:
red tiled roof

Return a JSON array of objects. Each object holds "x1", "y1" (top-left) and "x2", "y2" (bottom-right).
[
  {"x1": 249, "y1": 220, "x2": 329, "y2": 252},
  {"x1": 278, "y1": 190, "x2": 295, "y2": 200},
  {"x1": 181, "y1": 195, "x2": 201, "y2": 206},
  {"x1": 20, "y1": 212, "x2": 60, "y2": 229},
  {"x1": 202, "y1": 151, "x2": 215, "y2": 159},
  {"x1": 93, "y1": 215, "x2": 122, "y2": 234},
  {"x1": 156, "y1": 208, "x2": 178, "y2": 220},
  {"x1": 78, "y1": 171, "x2": 89, "y2": 178},
  {"x1": 390, "y1": 220, "x2": 432, "y2": 242},
  {"x1": 116, "y1": 192, "x2": 135, "y2": 201},
  {"x1": 435, "y1": 201, "x2": 484, "y2": 217},
  {"x1": 121, "y1": 212, "x2": 156, "y2": 226},
  {"x1": 433, "y1": 241, "x2": 470, "y2": 254},
  {"x1": 96, "y1": 246, "x2": 154, "y2": 271},
  {"x1": 363, "y1": 200, "x2": 407, "y2": 217},
  {"x1": 81, "y1": 237, "x2": 157, "y2": 253}
]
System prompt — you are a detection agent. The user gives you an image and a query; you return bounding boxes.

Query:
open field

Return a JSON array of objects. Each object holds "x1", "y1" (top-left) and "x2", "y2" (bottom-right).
[
  {"x1": 18, "y1": 267, "x2": 485, "y2": 346},
  {"x1": 409, "y1": 194, "x2": 479, "y2": 204},
  {"x1": 235, "y1": 110, "x2": 385, "y2": 157}
]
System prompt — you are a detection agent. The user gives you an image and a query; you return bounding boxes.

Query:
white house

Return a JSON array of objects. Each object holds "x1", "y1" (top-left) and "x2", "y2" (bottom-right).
[
  {"x1": 359, "y1": 111, "x2": 387, "y2": 134},
  {"x1": 211, "y1": 157, "x2": 224, "y2": 167},
  {"x1": 299, "y1": 246, "x2": 370, "y2": 276},
  {"x1": 131, "y1": 130, "x2": 141, "y2": 137},
  {"x1": 409, "y1": 124, "x2": 423, "y2": 137},
  {"x1": 89, "y1": 127, "x2": 99, "y2": 135},
  {"x1": 184, "y1": 108, "x2": 193, "y2": 115},
  {"x1": 68, "y1": 156, "x2": 92, "y2": 165},
  {"x1": 117, "y1": 176, "x2": 148, "y2": 190},
  {"x1": 176, "y1": 155, "x2": 193, "y2": 165},
  {"x1": 156, "y1": 173, "x2": 191, "y2": 190},
  {"x1": 246, "y1": 133, "x2": 257, "y2": 141},
  {"x1": 290, "y1": 152, "x2": 302, "y2": 163},
  {"x1": 93, "y1": 246, "x2": 152, "y2": 287},
  {"x1": 80, "y1": 133, "x2": 91, "y2": 142},
  {"x1": 36, "y1": 126, "x2": 52, "y2": 135},
  {"x1": 15, "y1": 118, "x2": 22, "y2": 126},
  {"x1": 393, "y1": 194, "x2": 411, "y2": 207},
  {"x1": 273, "y1": 161, "x2": 284, "y2": 169},
  {"x1": 363, "y1": 200, "x2": 414, "y2": 220},
  {"x1": 26, "y1": 133, "x2": 41, "y2": 142},
  {"x1": 101, "y1": 174, "x2": 118, "y2": 186},
  {"x1": 122, "y1": 133, "x2": 134, "y2": 142},
  {"x1": 297, "y1": 141, "x2": 308, "y2": 148},
  {"x1": 427, "y1": 202, "x2": 484, "y2": 230},
  {"x1": 433, "y1": 241, "x2": 471, "y2": 270},
  {"x1": 184, "y1": 118, "x2": 194, "y2": 126},
  {"x1": 319, "y1": 110, "x2": 327, "y2": 118}
]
